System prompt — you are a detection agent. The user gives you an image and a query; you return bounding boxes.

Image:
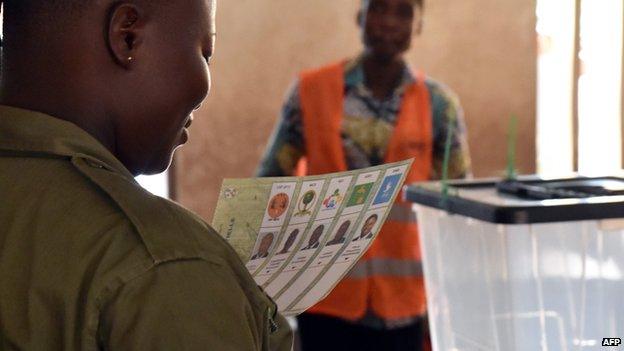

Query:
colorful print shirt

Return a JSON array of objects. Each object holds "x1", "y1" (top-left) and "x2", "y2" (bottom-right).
[{"x1": 257, "y1": 57, "x2": 471, "y2": 180}]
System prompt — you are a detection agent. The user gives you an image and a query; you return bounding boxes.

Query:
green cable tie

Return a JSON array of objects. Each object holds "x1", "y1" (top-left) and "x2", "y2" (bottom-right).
[
  {"x1": 440, "y1": 115, "x2": 456, "y2": 207},
  {"x1": 506, "y1": 115, "x2": 518, "y2": 180}
]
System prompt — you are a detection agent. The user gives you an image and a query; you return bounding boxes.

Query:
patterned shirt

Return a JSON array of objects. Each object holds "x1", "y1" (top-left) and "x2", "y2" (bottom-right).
[
  {"x1": 257, "y1": 57, "x2": 470, "y2": 180},
  {"x1": 256, "y1": 57, "x2": 471, "y2": 328}
]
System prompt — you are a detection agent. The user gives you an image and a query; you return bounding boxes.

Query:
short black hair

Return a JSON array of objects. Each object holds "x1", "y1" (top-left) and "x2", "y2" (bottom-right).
[
  {"x1": 1, "y1": 0, "x2": 85, "y2": 45},
  {"x1": 2, "y1": 0, "x2": 84, "y2": 11},
  {"x1": 362, "y1": 0, "x2": 424, "y2": 9},
  {"x1": 2, "y1": 0, "x2": 85, "y2": 21},
  {"x1": 0, "y1": 0, "x2": 170, "y2": 51},
  {"x1": 367, "y1": 214, "x2": 378, "y2": 221}
]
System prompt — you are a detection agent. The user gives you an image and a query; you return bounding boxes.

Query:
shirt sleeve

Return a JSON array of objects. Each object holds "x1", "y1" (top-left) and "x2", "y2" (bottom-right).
[
  {"x1": 99, "y1": 259, "x2": 293, "y2": 351},
  {"x1": 429, "y1": 81, "x2": 472, "y2": 180},
  {"x1": 256, "y1": 80, "x2": 306, "y2": 177}
]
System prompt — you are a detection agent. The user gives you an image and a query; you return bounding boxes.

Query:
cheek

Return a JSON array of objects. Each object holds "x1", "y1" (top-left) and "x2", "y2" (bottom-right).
[
  {"x1": 158, "y1": 54, "x2": 210, "y2": 114},
  {"x1": 149, "y1": 58, "x2": 209, "y2": 156},
  {"x1": 401, "y1": 24, "x2": 414, "y2": 43}
]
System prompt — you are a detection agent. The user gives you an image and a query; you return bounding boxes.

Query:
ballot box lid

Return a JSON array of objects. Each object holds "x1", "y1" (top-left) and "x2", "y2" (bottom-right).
[{"x1": 405, "y1": 176, "x2": 624, "y2": 224}]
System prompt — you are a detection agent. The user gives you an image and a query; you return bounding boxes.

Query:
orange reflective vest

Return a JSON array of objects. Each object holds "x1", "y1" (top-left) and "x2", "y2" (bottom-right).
[{"x1": 298, "y1": 61, "x2": 433, "y2": 320}]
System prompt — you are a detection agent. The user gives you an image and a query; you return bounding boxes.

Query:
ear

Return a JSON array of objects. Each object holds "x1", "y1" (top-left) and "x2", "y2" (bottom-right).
[
  {"x1": 414, "y1": 18, "x2": 423, "y2": 35},
  {"x1": 106, "y1": 3, "x2": 145, "y2": 68},
  {"x1": 356, "y1": 9, "x2": 364, "y2": 29},
  {"x1": 414, "y1": 9, "x2": 424, "y2": 35}
]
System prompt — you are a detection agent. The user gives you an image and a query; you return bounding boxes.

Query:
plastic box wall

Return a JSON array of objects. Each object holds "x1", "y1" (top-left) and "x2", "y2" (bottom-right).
[{"x1": 415, "y1": 205, "x2": 624, "y2": 351}]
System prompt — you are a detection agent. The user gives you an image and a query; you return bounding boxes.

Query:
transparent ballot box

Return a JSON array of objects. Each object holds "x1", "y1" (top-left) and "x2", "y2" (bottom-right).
[{"x1": 405, "y1": 177, "x2": 624, "y2": 351}]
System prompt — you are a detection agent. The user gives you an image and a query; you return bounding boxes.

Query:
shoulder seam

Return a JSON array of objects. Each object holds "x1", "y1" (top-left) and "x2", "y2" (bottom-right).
[{"x1": 70, "y1": 156, "x2": 216, "y2": 264}]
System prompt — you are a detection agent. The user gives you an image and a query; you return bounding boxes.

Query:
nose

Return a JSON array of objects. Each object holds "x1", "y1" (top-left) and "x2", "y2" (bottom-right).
[{"x1": 378, "y1": 13, "x2": 401, "y2": 31}]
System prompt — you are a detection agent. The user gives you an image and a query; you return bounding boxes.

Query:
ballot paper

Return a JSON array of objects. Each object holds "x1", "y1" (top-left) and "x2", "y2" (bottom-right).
[{"x1": 212, "y1": 159, "x2": 413, "y2": 316}]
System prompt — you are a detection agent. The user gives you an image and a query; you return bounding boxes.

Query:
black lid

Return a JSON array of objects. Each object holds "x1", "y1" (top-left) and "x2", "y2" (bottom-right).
[{"x1": 405, "y1": 176, "x2": 624, "y2": 224}]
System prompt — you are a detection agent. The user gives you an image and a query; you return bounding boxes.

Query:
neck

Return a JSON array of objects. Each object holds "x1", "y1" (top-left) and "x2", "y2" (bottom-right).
[
  {"x1": 0, "y1": 53, "x2": 117, "y2": 154},
  {"x1": 361, "y1": 52, "x2": 405, "y2": 99}
]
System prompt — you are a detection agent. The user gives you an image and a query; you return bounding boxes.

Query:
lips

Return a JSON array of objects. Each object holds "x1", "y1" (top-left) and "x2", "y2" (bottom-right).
[
  {"x1": 179, "y1": 115, "x2": 194, "y2": 145},
  {"x1": 184, "y1": 115, "x2": 194, "y2": 129},
  {"x1": 180, "y1": 128, "x2": 189, "y2": 144},
  {"x1": 372, "y1": 35, "x2": 402, "y2": 47}
]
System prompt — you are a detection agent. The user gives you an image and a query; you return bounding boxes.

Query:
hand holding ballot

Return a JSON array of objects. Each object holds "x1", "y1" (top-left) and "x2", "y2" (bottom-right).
[{"x1": 212, "y1": 159, "x2": 413, "y2": 316}]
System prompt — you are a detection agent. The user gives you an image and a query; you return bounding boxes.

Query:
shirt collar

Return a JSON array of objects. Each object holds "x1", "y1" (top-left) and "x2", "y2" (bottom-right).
[
  {"x1": 344, "y1": 55, "x2": 417, "y2": 93},
  {"x1": 0, "y1": 105, "x2": 134, "y2": 179}
]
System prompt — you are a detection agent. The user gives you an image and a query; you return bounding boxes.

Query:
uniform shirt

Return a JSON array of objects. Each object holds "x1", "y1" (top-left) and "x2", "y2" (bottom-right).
[
  {"x1": 0, "y1": 106, "x2": 293, "y2": 350},
  {"x1": 257, "y1": 57, "x2": 471, "y2": 329}
]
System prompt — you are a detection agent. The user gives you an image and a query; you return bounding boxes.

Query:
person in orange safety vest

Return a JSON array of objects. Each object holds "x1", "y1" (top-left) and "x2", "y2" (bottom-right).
[{"x1": 257, "y1": 0, "x2": 471, "y2": 349}]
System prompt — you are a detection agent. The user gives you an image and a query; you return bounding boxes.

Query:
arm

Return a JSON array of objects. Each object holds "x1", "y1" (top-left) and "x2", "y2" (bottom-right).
[
  {"x1": 429, "y1": 81, "x2": 472, "y2": 180},
  {"x1": 256, "y1": 80, "x2": 306, "y2": 177},
  {"x1": 99, "y1": 260, "x2": 293, "y2": 351}
]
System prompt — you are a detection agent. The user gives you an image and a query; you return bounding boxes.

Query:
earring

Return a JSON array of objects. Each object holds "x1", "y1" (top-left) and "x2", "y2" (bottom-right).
[{"x1": 127, "y1": 56, "x2": 134, "y2": 62}]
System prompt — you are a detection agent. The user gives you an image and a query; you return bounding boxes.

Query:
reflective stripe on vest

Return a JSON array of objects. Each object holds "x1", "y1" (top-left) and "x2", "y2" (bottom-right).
[{"x1": 346, "y1": 258, "x2": 423, "y2": 279}]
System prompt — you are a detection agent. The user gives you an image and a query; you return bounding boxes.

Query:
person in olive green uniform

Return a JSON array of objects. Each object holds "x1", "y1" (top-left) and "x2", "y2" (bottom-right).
[{"x1": 0, "y1": 0, "x2": 293, "y2": 350}]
